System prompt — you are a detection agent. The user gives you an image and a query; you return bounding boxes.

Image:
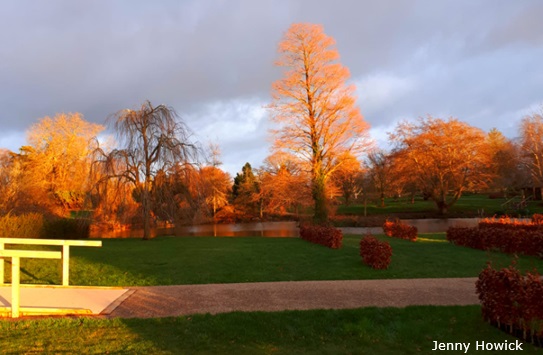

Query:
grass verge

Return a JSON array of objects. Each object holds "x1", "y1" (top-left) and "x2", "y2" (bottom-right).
[
  {"x1": 1, "y1": 306, "x2": 540, "y2": 354},
  {"x1": 6, "y1": 234, "x2": 543, "y2": 286},
  {"x1": 337, "y1": 194, "x2": 543, "y2": 217}
]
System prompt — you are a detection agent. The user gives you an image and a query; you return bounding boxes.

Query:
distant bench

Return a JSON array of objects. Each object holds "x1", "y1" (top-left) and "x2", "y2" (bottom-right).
[{"x1": 0, "y1": 238, "x2": 102, "y2": 318}]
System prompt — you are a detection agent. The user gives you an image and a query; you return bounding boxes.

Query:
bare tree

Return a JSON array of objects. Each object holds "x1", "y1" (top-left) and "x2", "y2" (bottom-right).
[
  {"x1": 268, "y1": 23, "x2": 370, "y2": 222},
  {"x1": 94, "y1": 100, "x2": 197, "y2": 240},
  {"x1": 519, "y1": 110, "x2": 543, "y2": 196}
]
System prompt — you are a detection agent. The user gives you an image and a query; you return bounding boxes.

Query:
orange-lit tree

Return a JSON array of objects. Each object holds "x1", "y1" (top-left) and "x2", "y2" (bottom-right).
[
  {"x1": 19, "y1": 113, "x2": 103, "y2": 215},
  {"x1": 487, "y1": 128, "x2": 526, "y2": 196},
  {"x1": 390, "y1": 117, "x2": 492, "y2": 215},
  {"x1": 330, "y1": 152, "x2": 364, "y2": 206},
  {"x1": 95, "y1": 101, "x2": 197, "y2": 240},
  {"x1": 519, "y1": 110, "x2": 543, "y2": 194},
  {"x1": 365, "y1": 149, "x2": 395, "y2": 207},
  {"x1": 259, "y1": 151, "x2": 311, "y2": 217},
  {"x1": 269, "y1": 23, "x2": 370, "y2": 222}
]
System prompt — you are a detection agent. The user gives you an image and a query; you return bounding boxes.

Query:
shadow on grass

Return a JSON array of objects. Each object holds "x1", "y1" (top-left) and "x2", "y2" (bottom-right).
[{"x1": 115, "y1": 306, "x2": 542, "y2": 354}]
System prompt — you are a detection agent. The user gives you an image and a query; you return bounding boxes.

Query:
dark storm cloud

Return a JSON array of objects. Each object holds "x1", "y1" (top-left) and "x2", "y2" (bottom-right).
[{"x1": 1, "y1": 0, "x2": 542, "y2": 173}]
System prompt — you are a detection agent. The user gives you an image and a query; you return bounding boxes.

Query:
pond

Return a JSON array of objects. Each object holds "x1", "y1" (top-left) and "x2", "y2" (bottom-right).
[
  {"x1": 90, "y1": 218, "x2": 482, "y2": 238},
  {"x1": 342, "y1": 218, "x2": 481, "y2": 235},
  {"x1": 90, "y1": 221, "x2": 300, "y2": 238}
]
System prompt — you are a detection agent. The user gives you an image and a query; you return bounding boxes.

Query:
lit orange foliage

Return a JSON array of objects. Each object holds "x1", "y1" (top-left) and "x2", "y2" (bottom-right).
[
  {"x1": 4, "y1": 113, "x2": 104, "y2": 215},
  {"x1": 269, "y1": 23, "x2": 370, "y2": 222},
  {"x1": 390, "y1": 117, "x2": 492, "y2": 214},
  {"x1": 259, "y1": 151, "x2": 311, "y2": 216},
  {"x1": 519, "y1": 110, "x2": 543, "y2": 187},
  {"x1": 330, "y1": 151, "x2": 365, "y2": 205},
  {"x1": 486, "y1": 128, "x2": 526, "y2": 194}
]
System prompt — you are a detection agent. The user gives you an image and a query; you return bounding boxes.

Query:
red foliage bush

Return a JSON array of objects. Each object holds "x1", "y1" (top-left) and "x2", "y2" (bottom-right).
[
  {"x1": 447, "y1": 226, "x2": 543, "y2": 257},
  {"x1": 382, "y1": 219, "x2": 417, "y2": 241},
  {"x1": 532, "y1": 214, "x2": 543, "y2": 225},
  {"x1": 479, "y1": 216, "x2": 543, "y2": 231},
  {"x1": 359, "y1": 235, "x2": 392, "y2": 269},
  {"x1": 476, "y1": 263, "x2": 543, "y2": 343},
  {"x1": 299, "y1": 224, "x2": 343, "y2": 249}
]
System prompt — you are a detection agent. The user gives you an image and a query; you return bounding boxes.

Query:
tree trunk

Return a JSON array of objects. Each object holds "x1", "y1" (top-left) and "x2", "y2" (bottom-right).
[
  {"x1": 142, "y1": 183, "x2": 152, "y2": 240},
  {"x1": 312, "y1": 175, "x2": 328, "y2": 223},
  {"x1": 436, "y1": 200, "x2": 448, "y2": 215}
]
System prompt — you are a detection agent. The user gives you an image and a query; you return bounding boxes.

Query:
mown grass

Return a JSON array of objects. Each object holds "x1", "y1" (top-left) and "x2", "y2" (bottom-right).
[
  {"x1": 1, "y1": 306, "x2": 540, "y2": 354},
  {"x1": 6, "y1": 233, "x2": 543, "y2": 286},
  {"x1": 337, "y1": 194, "x2": 543, "y2": 217}
]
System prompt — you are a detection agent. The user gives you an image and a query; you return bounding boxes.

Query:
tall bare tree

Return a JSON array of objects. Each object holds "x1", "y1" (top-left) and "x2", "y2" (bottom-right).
[
  {"x1": 269, "y1": 23, "x2": 370, "y2": 222},
  {"x1": 95, "y1": 100, "x2": 197, "y2": 240},
  {"x1": 519, "y1": 110, "x2": 543, "y2": 195}
]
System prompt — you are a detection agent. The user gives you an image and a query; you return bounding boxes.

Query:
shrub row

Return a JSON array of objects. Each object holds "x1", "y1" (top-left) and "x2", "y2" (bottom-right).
[
  {"x1": 359, "y1": 235, "x2": 392, "y2": 269},
  {"x1": 0, "y1": 213, "x2": 44, "y2": 239},
  {"x1": 382, "y1": 219, "x2": 417, "y2": 241},
  {"x1": 0, "y1": 213, "x2": 90, "y2": 240},
  {"x1": 447, "y1": 227, "x2": 543, "y2": 257},
  {"x1": 478, "y1": 216, "x2": 543, "y2": 231},
  {"x1": 299, "y1": 224, "x2": 342, "y2": 249},
  {"x1": 476, "y1": 263, "x2": 543, "y2": 345}
]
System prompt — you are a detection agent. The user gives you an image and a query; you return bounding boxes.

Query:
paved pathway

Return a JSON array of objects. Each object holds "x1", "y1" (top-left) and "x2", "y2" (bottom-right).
[{"x1": 106, "y1": 278, "x2": 479, "y2": 319}]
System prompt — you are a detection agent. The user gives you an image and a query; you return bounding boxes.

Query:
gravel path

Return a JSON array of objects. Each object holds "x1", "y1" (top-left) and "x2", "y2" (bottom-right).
[{"x1": 106, "y1": 278, "x2": 479, "y2": 319}]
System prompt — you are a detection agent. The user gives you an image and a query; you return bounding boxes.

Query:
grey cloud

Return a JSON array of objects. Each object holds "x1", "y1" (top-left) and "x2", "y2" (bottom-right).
[{"x1": 1, "y1": 0, "x2": 542, "y2": 174}]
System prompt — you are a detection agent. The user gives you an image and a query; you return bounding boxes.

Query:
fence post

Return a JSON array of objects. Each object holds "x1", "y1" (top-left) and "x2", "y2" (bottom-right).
[
  {"x1": 0, "y1": 241, "x2": 4, "y2": 285},
  {"x1": 11, "y1": 256, "x2": 20, "y2": 318},
  {"x1": 62, "y1": 244, "x2": 70, "y2": 286}
]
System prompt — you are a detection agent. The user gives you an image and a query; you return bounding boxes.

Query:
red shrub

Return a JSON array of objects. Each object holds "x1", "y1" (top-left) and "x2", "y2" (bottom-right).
[
  {"x1": 447, "y1": 226, "x2": 543, "y2": 257},
  {"x1": 299, "y1": 224, "x2": 343, "y2": 249},
  {"x1": 383, "y1": 219, "x2": 417, "y2": 241},
  {"x1": 479, "y1": 216, "x2": 543, "y2": 231},
  {"x1": 359, "y1": 235, "x2": 392, "y2": 269},
  {"x1": 532, "y1": 214, "x2": 543, "y2": 225},
  {"x1": 476, "y1": 263, "x2": 543, "y2": 342}
]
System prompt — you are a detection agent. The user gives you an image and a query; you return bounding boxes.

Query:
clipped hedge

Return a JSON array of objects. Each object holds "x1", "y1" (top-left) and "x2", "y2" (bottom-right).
[
  {"x1": 359, "y1": 235, "x2": 392, "y2": 270},
  {"x1": 382, "y1": 219, "x2": 417, "y2": 241},
  {"x1": 299, "y1": 224, "x2": 342, "y2": 249},
  {"x1": 447, "y1": 227, "x2": 543, "y2": 257},
  {"x1": 476, "y1": 263, "x2": 543, "y2": 345},
  {"x1": 479, "y1": 216, "x2": 543, "y2": 232}
]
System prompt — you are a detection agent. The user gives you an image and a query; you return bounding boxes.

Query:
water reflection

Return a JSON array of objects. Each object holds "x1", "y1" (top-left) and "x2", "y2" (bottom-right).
[
  {"x1": 90, "y1": 218, "x2": 482, "y2": 239},
  {"x1": 339, "y1": 218, "x2": 480, "y2": 235},
  {"x1": 403, "y1": 218, "x2": 480, "y2": 232},
  {"x1": 90, "y1": 221, "x2": 299, "y2": 239}
]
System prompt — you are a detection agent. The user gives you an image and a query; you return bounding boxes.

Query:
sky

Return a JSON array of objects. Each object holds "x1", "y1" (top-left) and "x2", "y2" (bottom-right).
[{"x1": 1, "y1": 0, "x2": 542, "y2": 175}]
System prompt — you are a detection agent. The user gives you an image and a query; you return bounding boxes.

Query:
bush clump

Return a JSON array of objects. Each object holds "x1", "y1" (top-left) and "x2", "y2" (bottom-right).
[
  {"x1": 476, "y1": 263, "x2": 543, "y2": 345},
  {"x1": 359, "y1": 235, "x2": 392, "y2": 270},
  {"x1": 0, "y1": 213, "x2": 44, "y2": 239},
  {"x1": 447, "y1": 226, "x2": 543, "y2": 257},
  {"x1": 41, "y1": 218, "x2": 91, "y2": 239},
  {"x1": 299, "y1": 224, "x2": 342, "y2": 249},
  {"x1": 383, "y1": 219, "x2": 417, "y2": 241}
]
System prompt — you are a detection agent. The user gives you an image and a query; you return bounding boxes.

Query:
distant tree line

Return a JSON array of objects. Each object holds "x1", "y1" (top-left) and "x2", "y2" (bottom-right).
[{"x1": 0, "y1": 23, "x2": 542, "y2": 236}]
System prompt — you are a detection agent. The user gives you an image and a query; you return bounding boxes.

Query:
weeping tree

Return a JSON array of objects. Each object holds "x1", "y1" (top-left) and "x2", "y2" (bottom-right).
[{"x1": 95, "y1": 100, "x2": 197, "y2": 240}]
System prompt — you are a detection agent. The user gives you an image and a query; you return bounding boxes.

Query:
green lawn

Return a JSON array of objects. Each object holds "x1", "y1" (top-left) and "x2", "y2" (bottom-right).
[
  {"x1": 3, "y1": 235, "x2": 542, "y2": 353},
  {"x1": 1, "y1": 306, "x2": 541, "y2": 354},
  {"x1": 7, "y1": 234, "x2": 543, "y2": 286},
  {"x1": 337, "y1": 193, "x2": 543, "y2": 217}
]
